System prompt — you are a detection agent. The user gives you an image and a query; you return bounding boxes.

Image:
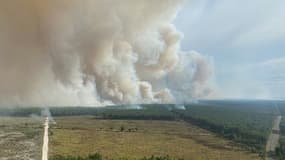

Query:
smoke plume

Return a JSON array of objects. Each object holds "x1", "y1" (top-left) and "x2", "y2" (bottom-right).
[{"x1": 0, "y1": 0, "x2": 213, "y2": 106}]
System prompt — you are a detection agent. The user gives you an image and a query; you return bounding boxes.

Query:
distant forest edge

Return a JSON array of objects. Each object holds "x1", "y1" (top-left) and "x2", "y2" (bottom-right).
[
  {"x1": 0, "y1": 100, "x2": 284, "y2": 117},
  {"x1": 1, "y1": 100, "x2": 285, "y2": 156}
]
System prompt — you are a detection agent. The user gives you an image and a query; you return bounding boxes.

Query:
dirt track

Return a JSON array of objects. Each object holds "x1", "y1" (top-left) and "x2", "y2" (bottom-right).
[{"x1": 42, "y1": 117, "x2": 49, "y2": 160}]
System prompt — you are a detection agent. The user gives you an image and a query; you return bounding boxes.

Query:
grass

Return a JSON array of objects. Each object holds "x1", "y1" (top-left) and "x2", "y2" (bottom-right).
[
  {"x1": 50, "y1": 153, "x2": 182, "y2": 160},
  {"x1": 0, "y1": 117, "x2": 43, "y2": 160},
  {"x1": 50, "y1": 116, "x2": 262, "y2": 160}
]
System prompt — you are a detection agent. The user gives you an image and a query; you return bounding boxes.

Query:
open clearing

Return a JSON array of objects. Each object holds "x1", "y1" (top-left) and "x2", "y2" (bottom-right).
[
  {"x1": 50, "y1": 116, "x2": 261, "y2": 160},
  {"x1": 0, "y1": 117, "x2": 42, "y2": 160}
]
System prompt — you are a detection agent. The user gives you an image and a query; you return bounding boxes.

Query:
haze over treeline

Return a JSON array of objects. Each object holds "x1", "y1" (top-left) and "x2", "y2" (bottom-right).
[{"x1": 0, "y1": 0, "x2": 213, "y2": 107}]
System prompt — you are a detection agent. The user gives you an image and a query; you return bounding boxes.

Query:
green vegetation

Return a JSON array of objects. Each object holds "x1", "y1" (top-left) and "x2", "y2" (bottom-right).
[
  {"x1": 275, "y1": 101, "x2": 285, "y2": 159},
  {"x1": 277, "y1": 101, "x2": 285, "y2": 135},
  {"x1": 50, "y1": 117, "x2": 261, "y2": 160},
  {"x1": 275, "y1": 137, "x2": 285, "y2": 160},
  {"x1": 51, "y1": 153, "x2": 103, "y2": 160},
  {"x1": 0, "y1": 117, "x2": 42, "y2": 160},
  {"x1": 0, "y1": 105, "x2": 176, "y2": 120},
  {"x1": 175, "y1": 101, "x2": 277, "y2": 154},
  {"x1": 49, "y1": 104, "x2": 176, "y2": 120},
  {"x1": 0, "y1": 107, "x2": 41, "y2": 116},
  {"x1": 1, "y1": 100, "x2": 283, "y2": 158},
  {"x1": 276, "y1": 125, "x2": 285, "y2": 160},
  {"x1": 50, "y1": 153, "x2": 181, "y2": 160}
]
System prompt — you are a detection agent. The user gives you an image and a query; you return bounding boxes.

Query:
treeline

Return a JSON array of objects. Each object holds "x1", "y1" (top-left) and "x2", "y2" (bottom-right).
[
  {"x1": 280, "y1": 118, "x2": 285, "y2": 136},
  {"x1": 50, "y1": 153, "x2": 183, "y2": 160},
  {"x1": 0, "y1": 104, "x2": 177, "y2": 120},
  {"x1": 93, "y1": 105, "x2": 176, "y2": 120},
  {"x1": 49, "y1": 104, "x2": 176, "y2": 119},
  {"x1": 276, "y1": 105, "x2": 285, "y2": 160},
  {"x1": 277, "y1": 101, "x2": 285, "y2": 135},
  {"x1": 174, "y1": 102, "x2": 277, "y2": 155},
  {"x1": 275, "y1": 137, "x2": 285, "y2": 160},
  {"x1": 0, "y1": 107, "x2": 41, "y2": 116},
  {"x1": 276, "y1": 119, "x2": 285, "y2": 160}
]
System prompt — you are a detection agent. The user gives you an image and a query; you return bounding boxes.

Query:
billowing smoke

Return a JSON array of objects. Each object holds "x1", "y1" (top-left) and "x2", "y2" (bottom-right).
[{"x1": 0, "y1": 0, "x2": 213, "y2": 106}]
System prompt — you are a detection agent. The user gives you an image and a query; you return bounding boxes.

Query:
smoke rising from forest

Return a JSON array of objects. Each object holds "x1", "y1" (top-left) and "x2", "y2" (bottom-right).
[{"x1": 0, "y1": 0, "x2": 213, "y2": 106}]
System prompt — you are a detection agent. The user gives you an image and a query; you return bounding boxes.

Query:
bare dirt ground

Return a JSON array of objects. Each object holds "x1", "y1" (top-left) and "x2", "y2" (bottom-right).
[
  {"x1": 42, "y1": 117, "x2": 49, "y2": 160},
  {"x1": 0, "y1": 117, "x2": 43, "y2": 160}
]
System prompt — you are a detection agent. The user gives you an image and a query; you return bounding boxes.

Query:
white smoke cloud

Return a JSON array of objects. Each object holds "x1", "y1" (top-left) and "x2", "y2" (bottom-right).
[{"x1": 0, "y1": 0, "x2": 213, "y2": 106}]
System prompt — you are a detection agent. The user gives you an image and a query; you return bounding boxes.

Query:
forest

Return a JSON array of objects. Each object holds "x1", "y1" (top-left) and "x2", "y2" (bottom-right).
[
  {"x1": 275, "y1": 102, "x2": 285, "y2": 160},
  {"x1": 175, "y1": 102, "x2": 277, "y2": 154}
]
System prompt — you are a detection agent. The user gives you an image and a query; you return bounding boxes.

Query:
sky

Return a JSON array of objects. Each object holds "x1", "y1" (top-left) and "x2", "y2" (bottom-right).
[{"x1": 174, "y1": 0, "x2": 285, "y2": 99}]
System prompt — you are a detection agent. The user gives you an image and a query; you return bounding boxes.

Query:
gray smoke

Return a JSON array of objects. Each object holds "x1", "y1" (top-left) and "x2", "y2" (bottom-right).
[{"x1": 0, "y1": 0, "x2": 213, "y2": 106}]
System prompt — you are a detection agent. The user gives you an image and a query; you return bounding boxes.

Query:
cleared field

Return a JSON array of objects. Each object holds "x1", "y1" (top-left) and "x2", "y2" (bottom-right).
[
  {"x1": 50, "y1": 116, "x2": 261, "y2": 160},
  {"x1": 0, "y1": 117, "x2": 43, "y2": 160}
]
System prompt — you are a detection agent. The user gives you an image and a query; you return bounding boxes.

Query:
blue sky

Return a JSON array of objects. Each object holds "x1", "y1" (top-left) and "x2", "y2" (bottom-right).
[{"x1": 175, "y1": 0, "x2": 285, "y2": 99}]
